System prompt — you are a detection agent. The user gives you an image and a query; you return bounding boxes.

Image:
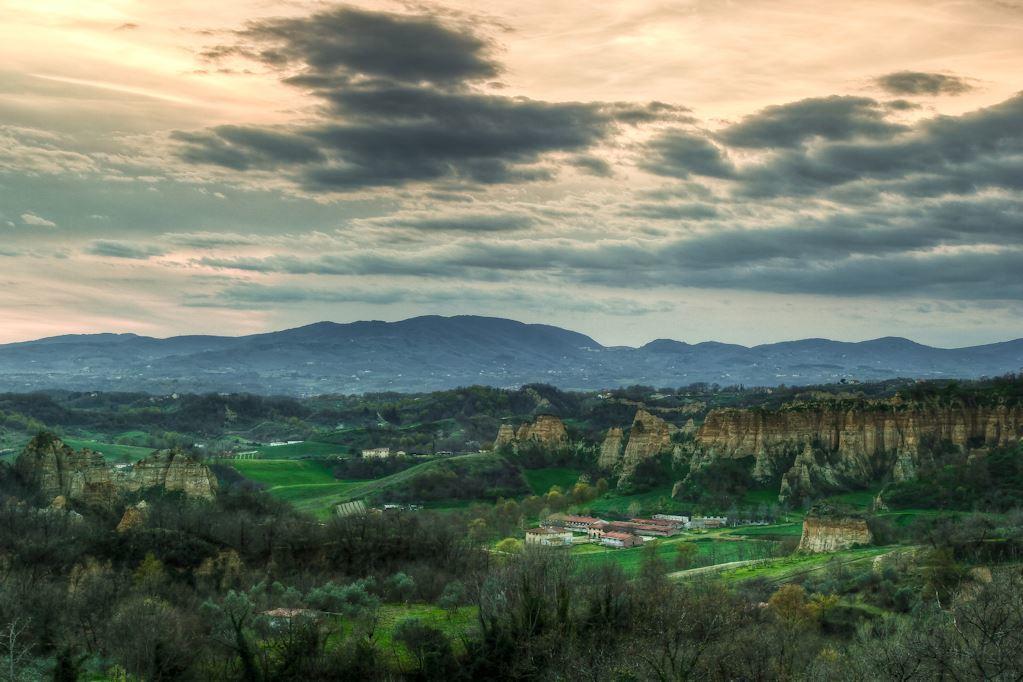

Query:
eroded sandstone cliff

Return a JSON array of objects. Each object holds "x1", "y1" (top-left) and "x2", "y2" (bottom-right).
[
  {"x1": 15, "y1": 434, "x2": 218, "y2": 504},
  {"x1": 798, "y1": 509, "x2": 873, "y2": 553},
  {"x1": 494, "y1": 415, "x2": 568, "y2": 449},
  {"x1": 600, "y1": 410, "x2": 678, "y2": 480},
  {"x1": 690, "y1": 401, "x2": 1023, "y2": 501}
]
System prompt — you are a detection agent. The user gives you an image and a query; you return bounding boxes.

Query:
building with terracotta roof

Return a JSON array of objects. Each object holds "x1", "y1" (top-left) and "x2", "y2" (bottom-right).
[
  {"x1": 525, "y1": 527, "x2": 573, "y2": 546},
  {"x1": 600, "y1": 531, "x2": 642, "y2": 549}
]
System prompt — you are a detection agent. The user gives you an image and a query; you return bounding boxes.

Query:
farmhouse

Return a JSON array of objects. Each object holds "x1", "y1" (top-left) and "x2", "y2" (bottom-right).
[
  {"x1": 525, "y1": 527, "x2": 573, "y2": 546},
  {"x1": 600, "y1": 531, "x2": 642, "y2": 549},
  {"x1": 603, "y1": 520, "x2": 676, "y2": 538},
  {"x1": 543, "y1": 513, "x2": 606, "y2": 532},
  {"x1": 653, "y1": 513, "x2": 690, "y2": 525},
  {"x1": 689, "y1": 516, "x2": 728, "y2": 529}
]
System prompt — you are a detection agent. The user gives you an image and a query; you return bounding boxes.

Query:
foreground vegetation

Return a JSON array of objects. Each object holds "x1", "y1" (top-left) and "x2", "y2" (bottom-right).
[{"x1": 2, "y1": 376, "x2": 1023, "y2": 678}]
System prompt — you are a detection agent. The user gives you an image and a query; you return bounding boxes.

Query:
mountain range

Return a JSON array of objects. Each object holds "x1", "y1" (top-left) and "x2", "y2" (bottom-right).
[{"x1": 0, "y1": 315, "x2": 1020, "y2": 395}]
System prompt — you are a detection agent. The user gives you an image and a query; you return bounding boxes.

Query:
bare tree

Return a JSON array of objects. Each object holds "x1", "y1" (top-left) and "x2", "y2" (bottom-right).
[{"x1": 0, "y1": 619, "x2": 32, "y2": 682}]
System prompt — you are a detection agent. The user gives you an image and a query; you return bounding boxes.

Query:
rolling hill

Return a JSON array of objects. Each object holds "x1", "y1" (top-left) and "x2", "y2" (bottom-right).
[{"x1": 0, "y1": 315, "x2": 1020, "y2": 395}]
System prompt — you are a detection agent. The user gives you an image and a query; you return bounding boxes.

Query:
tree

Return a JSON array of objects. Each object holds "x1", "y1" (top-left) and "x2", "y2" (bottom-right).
[
  {"x1": 393, "y1": 618, "x2": 454, "y2": 679},
  {"x1": 437, "y1": 581, "x2": 465, "y2": 617},
  {"x1": 494, "y1": 538, "x2": 524, "y2": 555},
  {"x1": 674, "y1": 542, "x2": 698, "y2": 571},
  {"x1": 0, "y1": 619, "x2": 32, "y2": 682}
]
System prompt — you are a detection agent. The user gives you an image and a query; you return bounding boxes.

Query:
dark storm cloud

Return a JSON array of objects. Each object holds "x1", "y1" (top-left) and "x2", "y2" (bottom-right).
[
  {"x1": 718, "y1": 96, "x2": 906, "y2": 148},
  {"x1": 731, "y1": 92, "x2": 1023, "y2": 197},
  {"x1": 85, "y1": 240, "x2": 165, "y2": 259},
  {"x1": 639, "y1": 131, "x2": 734, "y2": 179},
  {"x1": 177, "y1": 5, "x2": 671, "y2": 192},
  {"x1": 214, "y1": 5, "x2": 500, "y2": 85},
  {"x1": 195, "y1": 192, "x2": 1023, "y2": 301},
  {"x1": 875, "y1": 71, "x2": 974, "y2": 96}
]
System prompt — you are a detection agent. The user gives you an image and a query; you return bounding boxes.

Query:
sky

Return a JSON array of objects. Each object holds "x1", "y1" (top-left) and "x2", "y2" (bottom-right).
[{"x1": 1, "y1": 0, "x2": 1022, "y2": 348}]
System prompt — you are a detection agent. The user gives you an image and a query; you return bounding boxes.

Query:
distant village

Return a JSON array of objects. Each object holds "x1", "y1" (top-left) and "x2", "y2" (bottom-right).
[{"x1": 526, "y1": 513, "x2": 736, "y2": 549}]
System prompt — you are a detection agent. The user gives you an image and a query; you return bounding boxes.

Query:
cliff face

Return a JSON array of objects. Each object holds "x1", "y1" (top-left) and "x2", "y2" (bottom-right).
[
  {"x1": 516, "y1": 415, "x2": 568, "y2": 446},
  {"x1": 692, "y1": 402, "x2": 1023, "y2": 501},
  {"x1": 128, "y1": 450, "x2": 219, "y2": 500},
  {"x1": 494, "y1": 424, "x2": 516, "y2": 448},
  {"x1": 15, "y1": 434, "x2": 116, "y2": 504},
  {"x1": 600, "y1": 410, "x2": 677, "y2": 479},
  {"x1": 495, "y1": 415, "x2": 568, "y2": 450},
  {"x1": 798, "y1": 513, "x2": 873, "y2": 553},
  {"x1": 598, "y1": 427, "x2": 625, "y2": 469},
  {"x1": 15, "y1": 434, "x2": 218, "y2": 504}
]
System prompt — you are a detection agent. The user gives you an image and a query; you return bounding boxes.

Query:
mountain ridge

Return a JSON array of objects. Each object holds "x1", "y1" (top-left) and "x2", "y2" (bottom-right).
[{"x1": 0, "y1": 315, "x2": 1020, "y2": 395}]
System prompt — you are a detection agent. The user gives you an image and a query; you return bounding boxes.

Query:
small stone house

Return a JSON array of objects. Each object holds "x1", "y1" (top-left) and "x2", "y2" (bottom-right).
[{"x1": 525, "y1": 527, "x2": 573, "y2": 547}]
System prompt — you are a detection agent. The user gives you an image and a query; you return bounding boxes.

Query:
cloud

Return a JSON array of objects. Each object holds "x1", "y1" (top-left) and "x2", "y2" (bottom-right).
[
  {"x1": 20, "y1": 212, "x2": 56, "y2": 227},
  {"x1": 176, "y1": 5, "x2": 674, "y2": 192},
  {"x1": 160, "y1": 231, "x2": 262, "y2": 248},
  {"x1": 209, "y1": 5, "x2": 501, "y2": 85},
  {"x1": 718, "y1": 96, "x2": 906, "y2": 148},
  {"x1": 733, "y1": 92, "x2": 1023, "y2": 197},
  {"x1": 185, "y1": 281, "x2": 675, "y2": 316},
  {"x1": 875, "y1": 71, "x2": 974, "y2": 96},
  {"x1": 639, "y1": 131, "x2": 734, "y2": 179},
  {"x1": 85, "y1": 240, "x2": 165, "y2": 259},
  {"x1": 360, "y1": 211, "x2": 536, "y2": 232}
]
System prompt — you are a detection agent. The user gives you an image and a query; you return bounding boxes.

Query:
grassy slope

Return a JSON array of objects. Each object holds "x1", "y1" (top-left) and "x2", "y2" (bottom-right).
[
  {"x1": 523, "y1": 468, "x2": 584, "y2": 496},
  {"x1": 230, "y1": 453, "x2": 510, "y2": 518},
  {"x1": 62, "y1": 438, "x2": 155, "y2": 463},
  {"x1": 245, "y1": 441, "x2": 348, "y2": 459},
  {"x1": 716, "y1": 545, "x2": 897, "y2": 583},
  {"x1": 332, "y1": 453, "x2": 504, "y2": 504},
  {"x1": 571, "y1": 535, "x2": 777, "y2": 576},
  {"x1": 229, "y1": 459, "x2": 362, "y2": 517}
]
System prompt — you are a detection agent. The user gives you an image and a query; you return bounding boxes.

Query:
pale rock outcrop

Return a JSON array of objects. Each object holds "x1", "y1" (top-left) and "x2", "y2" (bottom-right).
[
  {"x1": 128, "y1": 450, "x2": 218, "y2": 500},
  {"x1": 622, "y1": 409, "x2": 675, "y2": 470},
  {"x1": 601, "y1": 410, "x2": 678, "y2": 480},
  {"x1": 515, "y1": 415, "x2": 568, "y2": 446},
  {"x1": 495, "y1": 415, "x2": 568, "y2": 450},
  {"x1": 494, "y1": 424, "x2": 517, "y2": 448},
  {"x1": 15, "y1": 434, "x2": 218, "y2": 504},
  {"x1": 116, "y1": 501, "x2": 149, "y2": 533},
  {"x1": 15, "y1": 434, "x2": 116, "y2": 504},
  {"x1": 692, "y1": 401, "x2": 1023, "y2": 501},
  {"x1": 798, "y1": 509, "x2": 873, "y2": 553},
  {"x1": 598, "y1": 427, "x2": 624, "y2": 469}
]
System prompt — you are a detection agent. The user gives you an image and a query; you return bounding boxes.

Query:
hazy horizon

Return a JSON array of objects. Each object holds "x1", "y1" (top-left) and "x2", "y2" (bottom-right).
[{"x1": 3, "y1": 313, "x2": 1023, "y2": 351}]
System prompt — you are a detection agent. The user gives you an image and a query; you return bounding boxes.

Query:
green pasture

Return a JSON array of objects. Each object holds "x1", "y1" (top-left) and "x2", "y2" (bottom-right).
[
  {"x1": 570, "y1": 536, "x2": 777, "y2": 577},
  {"x1": 523, "y1": 467, "x2": 584, "y2": 495},
  {"x1": 726, "y1": 522, "x2": 804, "y2": 538},
  {"x1": 717, "y1": 545, "x2": 897, "y2": 583},
  {"x1": 228, "y1": 440, "x2": 348, "y2": 459},
  {"x1": 62, "y1": 438, "x2": 155, "y2": 463},
  {"x1": 579, "y1": 485, "x2": 687, "y2": 517},
  {"x1": 229, "y1": 459, "x2": 361, "y2": 517}
]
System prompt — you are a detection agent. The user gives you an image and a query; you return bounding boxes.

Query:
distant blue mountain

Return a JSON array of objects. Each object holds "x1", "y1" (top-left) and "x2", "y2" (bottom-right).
[{"x1": 0, "y1": 315, "x2": 1020, "y2": 395}]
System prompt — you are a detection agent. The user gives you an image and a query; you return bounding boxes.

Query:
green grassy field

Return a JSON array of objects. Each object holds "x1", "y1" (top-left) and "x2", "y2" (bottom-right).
[
  {"x1": 62, "y1": 438, "x2": 155, "y2": 463},
  {"x1": 374, "y1": 603, "x2": 477, "y2": 662},
  {"x1": 523, "y1": 468, "x2": 584, "y2": 495},
  {"x1": 570, "y1": 536, "x2": 777, "y2": 576},
  {"x1": 727, "y1": 522, "x2": 804, "y2": 538},
  {"x1": 579, "y1": 485, "x2": 687, "y2": 517},
  {"x1": 716, "y1": 545, "x2": 897, "y2": 583},
  {"x1": 243, "y1": 440, "x2": 349, "y2": 459},
  {"x1": 229, "y1": 459, "x2": 361, "y2": 517}
]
